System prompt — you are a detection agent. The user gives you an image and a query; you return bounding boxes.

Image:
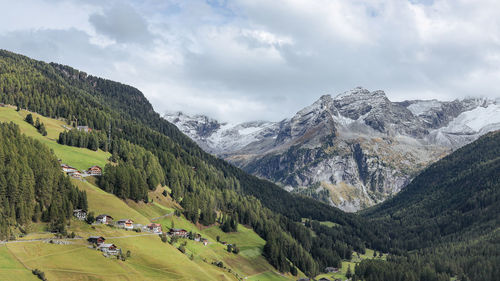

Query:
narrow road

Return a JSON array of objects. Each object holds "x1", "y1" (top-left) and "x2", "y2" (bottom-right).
[
  {"x1": 0, "y1": 233, "x2": 160, "y2": 244},
  {"x1": 150, "y1": 212, "x2": 173, "y2": 221}
]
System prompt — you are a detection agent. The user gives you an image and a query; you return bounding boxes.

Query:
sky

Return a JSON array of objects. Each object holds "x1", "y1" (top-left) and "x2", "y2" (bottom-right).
[{"x1": 1, "y1": 0, "x2": 500, "y2": 122}]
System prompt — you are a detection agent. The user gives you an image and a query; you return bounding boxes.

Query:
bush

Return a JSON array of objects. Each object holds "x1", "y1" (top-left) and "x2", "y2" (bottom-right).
[
  {"x1": 32, "y1": 269, "x2": 47, "y2": 281},
  {"x1": 178, "y1": 245, "x2": 186, "y2": 253}
]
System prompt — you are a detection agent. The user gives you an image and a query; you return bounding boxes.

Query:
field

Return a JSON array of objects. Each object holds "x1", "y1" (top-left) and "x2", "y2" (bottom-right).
[{"x1": 0, "y1": 245, "x2": 39, "y2": 281}]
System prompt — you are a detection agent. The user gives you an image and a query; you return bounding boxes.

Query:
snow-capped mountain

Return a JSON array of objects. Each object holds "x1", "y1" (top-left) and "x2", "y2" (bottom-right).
[
  {"x1": 164, "y1": 88, "x2": 500, "y2": 212},
  {"x1": 164, "y1": 112, "x2": 280, "y2": 154}
]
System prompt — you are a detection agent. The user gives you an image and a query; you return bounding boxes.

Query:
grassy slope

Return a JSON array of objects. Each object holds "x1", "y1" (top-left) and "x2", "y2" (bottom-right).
[
  {"x1": 0, "y1": 106, "x2": 110, "y2": 170},
  {"x1": 0, "y1": 108, "x2": 294, "y2": 281},
  {"x1": 0, "y1": 245, "x2": 39, "y2": 281}
]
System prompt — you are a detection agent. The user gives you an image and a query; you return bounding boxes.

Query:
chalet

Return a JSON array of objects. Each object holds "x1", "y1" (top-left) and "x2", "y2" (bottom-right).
[
  {"x1": 76, "y1": 126, "x2": 92, "y2": 133},
  {"x1": 98, "y1": 243, "x2": 119, "y2": 255},
  {"x1": 73, "y1": 209, "x2": 87, "y2": 220},
  {"x1": 324, "y1": 267, "x2": 338, "y2": 273},
  {"x1": 169, "y1": 228, "x2": 188, "y2": 238},
  {"x1": 146, "y1": 223, "x2": 162, "y2": 234},
  {"x1": 61, "y1": 164, "x2": 78, "y2": 173},
  {"x1": 96, "y1": 214, "x2": 113, "y2": 224},
  {"x1": 116, "y1": 219, "x2": 134, "y2": 229},
  {"x1": 69, "y1": 171, "x2": 82, "y2": 179},
  {"x1": 87, "y1": 165, "x2": 102, "y2": 176},
  {"x1": 87, "y1": 236, "x2": 105, "y2": 245},
  {"x1": 201, "y1": 238, "x2": 208, "y2": 246}
]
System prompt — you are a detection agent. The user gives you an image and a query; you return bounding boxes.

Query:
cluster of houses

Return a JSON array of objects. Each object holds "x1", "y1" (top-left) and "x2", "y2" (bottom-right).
[
  {"x1": 169, "y1": 229, "x2": 208, "y2": 245},
  {"x1": 61, "y1": 163, "x2": 102, "y2": 179}
]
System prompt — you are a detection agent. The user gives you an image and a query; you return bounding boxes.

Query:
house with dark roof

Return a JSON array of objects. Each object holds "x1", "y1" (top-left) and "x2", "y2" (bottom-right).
[
  {"x1": 87, "y1": 236, "x2": 105, "y2": 245},
  {"x1": 96, "y1": 214, "x2": 113, "y2": 224},
  {"x1": 73, "y1": 209, "x2": 87, "y2": 220}
]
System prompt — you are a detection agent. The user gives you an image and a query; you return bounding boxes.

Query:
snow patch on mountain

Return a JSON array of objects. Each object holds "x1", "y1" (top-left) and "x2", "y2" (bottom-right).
[{"x1": 407, "y1": 100, "x2": 443, "y2": 116}]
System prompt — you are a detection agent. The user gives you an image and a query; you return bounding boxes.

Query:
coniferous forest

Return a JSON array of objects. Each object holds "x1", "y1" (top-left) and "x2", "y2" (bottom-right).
[
  {"x1": 0, "y1": 122, "x2": 87, "y2": 239},
  {"x1": 0, "y1": 49, "x2": 499, "y2": 280}
]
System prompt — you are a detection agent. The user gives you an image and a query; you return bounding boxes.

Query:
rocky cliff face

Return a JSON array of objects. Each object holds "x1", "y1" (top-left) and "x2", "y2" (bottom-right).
[{"x1": 165, "y1": 88, "x2": 500, "y2": 212}]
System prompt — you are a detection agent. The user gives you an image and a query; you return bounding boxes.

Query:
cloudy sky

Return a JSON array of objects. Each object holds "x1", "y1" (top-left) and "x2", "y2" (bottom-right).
[{"x1": 1, "y1": 0, "x2": 499, "y2": 122}]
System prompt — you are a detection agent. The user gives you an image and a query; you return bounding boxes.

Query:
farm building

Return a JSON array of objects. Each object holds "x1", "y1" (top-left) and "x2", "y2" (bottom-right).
[
  {"x1": 87, "y1": 165, "x2": 102, "y2": 176},
  {"x1": 98, "y1": 243, "x2": 119, "y2": 255},
  {"x1": 87, "y1": 236, "x2": 105, "y2": 245},
  {"x1": 76, "y1": 126, "x2": 92, "y2": 132},
  {"x1": 169, "y1": 228, "x2": 188, "y2": 238},
  {"x1": 61, "y1": 164, "x2": 78, "y2": 173},
  {"x1": 116, "y1": 219, "x2": 134, "y2": 229},
  {"x1": 73, "y1": 209, "x2": 87, "y2": 220},
  {"x1": 96, "y1": 214, "x2": 113, "y2": 224},
  {"x1": 201, "y1": 238, "x2": 208, "y2": 246},
  {"x1": 68, "y1": 171, "x2": 82, "y2": 179},
  {"x1": 324, "y1": 267, "x2": 338, "y2": 273},
  {"x1": 146, "y1": 223, "x2": 162, "y2": 234}
]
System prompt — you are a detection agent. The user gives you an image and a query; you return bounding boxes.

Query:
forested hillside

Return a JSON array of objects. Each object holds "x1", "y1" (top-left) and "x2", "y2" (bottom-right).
[
  {"x1": 357, "y1": 131, "x2": 500, "y2": 281},
  {"x1": 0, "y1": 49, "x2": 379, "y2": 277},
  {"x1": 0, "y1": 122, "x2": 87, "y2": 239}
]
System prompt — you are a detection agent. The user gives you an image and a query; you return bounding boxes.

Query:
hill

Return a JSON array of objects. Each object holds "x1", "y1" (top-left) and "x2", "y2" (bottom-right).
[{"x1": 0, "y1": 109, "x2": 297, "y2": 280}]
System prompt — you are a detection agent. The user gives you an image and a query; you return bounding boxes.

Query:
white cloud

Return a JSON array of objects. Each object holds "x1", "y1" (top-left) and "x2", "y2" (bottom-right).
[{"x1": 0, "y1": 0, "x2": 499, "y2": 122}]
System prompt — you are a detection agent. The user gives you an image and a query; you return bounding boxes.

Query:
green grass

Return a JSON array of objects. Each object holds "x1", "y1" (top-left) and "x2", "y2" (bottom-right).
[
  {"x1": 247, "y1": 271, "x2": 290, "y2": 281},
  {"x1": 0, "y1": 107, "x2": 110, "y2": 170},
  {"x1": 0, "y1": 245, "x2": 39, "y2": 281},
  {"x1": 73, "y1": 180, "x2": 151, "y2": 225}
]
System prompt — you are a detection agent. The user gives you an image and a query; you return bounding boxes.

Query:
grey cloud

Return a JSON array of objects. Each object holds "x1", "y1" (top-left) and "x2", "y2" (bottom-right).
[{"x1": 89, "y1": 3, "x2": 154, "y2": 44}]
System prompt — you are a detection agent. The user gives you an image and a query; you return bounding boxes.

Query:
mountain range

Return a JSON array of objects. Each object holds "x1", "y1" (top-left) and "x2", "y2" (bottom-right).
[{"x1": 165, "y1": 87, "x2": 500, "y2": 211}]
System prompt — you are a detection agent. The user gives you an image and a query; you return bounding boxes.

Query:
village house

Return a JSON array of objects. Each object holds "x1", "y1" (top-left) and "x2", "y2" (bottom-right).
[
  {"x1": 76, "y1": 125, "x2": 92, "y2": 133},
  {"x1": 98, "y1": 243, "x2": 119, "y2": 255},
  {"x1": 87, "y1": 165, "x2": 102, "y2": 176},
  {"x1": 61, "y1": 164, "x2": 78, "y2": 173},
  {"x1": 87, "y1": 236, "x2": 105, "y2": 245},
  {"x1": 96, "y1": 214, "x2": 113, "y2": 224},
  {"x1": 73, "y1": 209, "x2": 87, "y2": 220},
  {"x1": 146, "y1": 223, "x2": 162, "y2": 234},
  {"x1": 69, "y1": 171, "x2": 82, "y2": 179},
  {"x1": 169, "y1": 228, "x2": 188, "y2": 238},
  {"x1": 324, "y1": 267, "x2": 339, "y2": 273},
  {"x1": 116, "y1": 219, "x2": 134, "y2": 229},
  {"x1": 201, "y1": 238, "x2": 208, "y2": 246}
]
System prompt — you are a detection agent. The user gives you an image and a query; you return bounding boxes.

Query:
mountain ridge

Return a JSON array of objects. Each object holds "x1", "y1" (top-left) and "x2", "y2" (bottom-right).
[{"x1": 165, "y1": 87, "x2": 500, "y2": 211}]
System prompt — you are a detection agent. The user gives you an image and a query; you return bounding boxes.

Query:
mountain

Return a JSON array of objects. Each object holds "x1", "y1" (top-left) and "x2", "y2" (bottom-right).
[
  {"x1": 165, "y1": 87, "x2": 500, "y2": 211},
  {"x1": 357, "y1": 130, "x2": 500, "y2": 281}
]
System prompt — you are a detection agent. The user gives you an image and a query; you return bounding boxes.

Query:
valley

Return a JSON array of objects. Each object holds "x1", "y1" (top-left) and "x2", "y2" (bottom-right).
[{"x1": 0, "y1": 50, "x2": 498, "y2": 281}]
